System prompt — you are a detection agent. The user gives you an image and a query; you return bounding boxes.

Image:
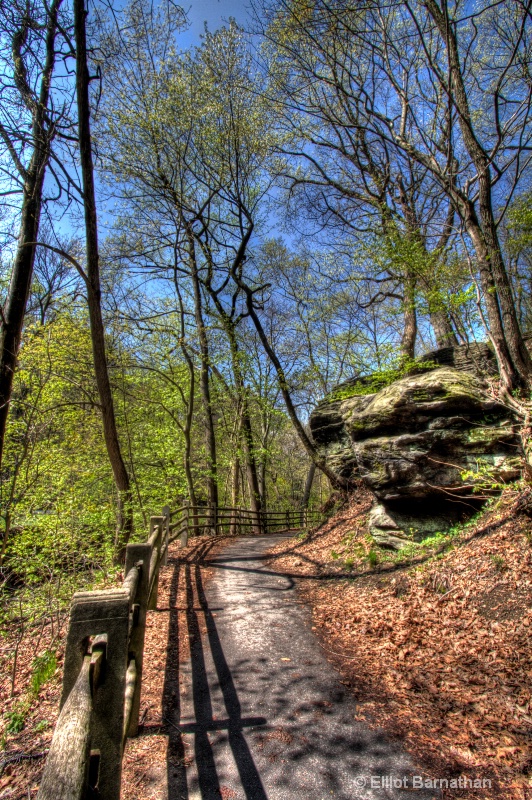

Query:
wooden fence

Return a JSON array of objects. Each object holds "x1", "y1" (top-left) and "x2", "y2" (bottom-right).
[
  {"x1": 168, "y1": 504, "x2": 324, "y2": 544},
  {"x1": 36, "y1": 503, "x2": 323, "y2": 800}
]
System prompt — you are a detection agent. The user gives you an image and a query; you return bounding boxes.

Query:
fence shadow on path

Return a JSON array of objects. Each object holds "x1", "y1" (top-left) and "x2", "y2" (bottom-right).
[
  {"x1": 161, "y1": 542, "x2": 268, "y2": 800},
  {"x1": 161, "y1": 557, "x2": 189, "y2": 800},
  {"x1": 168, "y1": 536, "x2": 445, "y2": 800}
]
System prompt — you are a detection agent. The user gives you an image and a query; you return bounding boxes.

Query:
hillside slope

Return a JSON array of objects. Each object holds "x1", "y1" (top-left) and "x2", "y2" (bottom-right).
[{"x1": 267, "y1": 488, "x2": 532, "y2": 799}]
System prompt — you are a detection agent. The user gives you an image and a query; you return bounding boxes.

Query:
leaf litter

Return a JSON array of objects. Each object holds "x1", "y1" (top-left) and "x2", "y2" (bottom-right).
[
  {"x1": 266, "y1": 486, "x2": 532, "y2": 799},
  {"x1": 0, "y1": 534, "x2": 223, "y2": 800}
]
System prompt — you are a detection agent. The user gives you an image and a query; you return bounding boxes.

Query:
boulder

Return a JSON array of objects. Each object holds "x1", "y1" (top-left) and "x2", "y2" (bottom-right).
[
  {"x1": 309, "y1": 391, "x2": 373, "y2": 478},
  {"x1": 347, "y1": 367, "x2": 519, "y2": 502},
  {"x1": 310, "y1": 363, "x2": 521, "y2": 550}
]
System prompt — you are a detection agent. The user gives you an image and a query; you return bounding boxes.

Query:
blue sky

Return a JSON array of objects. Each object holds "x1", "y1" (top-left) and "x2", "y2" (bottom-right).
[{"x1": 184, "y1": 0, "x2": 251, "y2": 42}]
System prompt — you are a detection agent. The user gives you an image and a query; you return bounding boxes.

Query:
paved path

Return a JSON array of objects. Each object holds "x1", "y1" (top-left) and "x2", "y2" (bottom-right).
[{"x1": 172, "y1": 535, "x2": 437, "y2": 800}]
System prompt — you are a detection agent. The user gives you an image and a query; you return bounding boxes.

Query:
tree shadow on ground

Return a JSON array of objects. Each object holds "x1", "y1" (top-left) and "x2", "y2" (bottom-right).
[{"x1": 160, "y1": 535, "x2": 441, "y2": 800}]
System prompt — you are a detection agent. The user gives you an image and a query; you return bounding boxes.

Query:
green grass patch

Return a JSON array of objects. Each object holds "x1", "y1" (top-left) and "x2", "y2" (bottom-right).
[{"x1": 325, "y1": 358, "x2": 438, "y2": 402}]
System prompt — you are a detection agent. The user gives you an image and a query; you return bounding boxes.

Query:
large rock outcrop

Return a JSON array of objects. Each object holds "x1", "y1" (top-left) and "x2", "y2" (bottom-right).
[{"x1": 310, "y1": 359, "x2": 521, "y2": 548}]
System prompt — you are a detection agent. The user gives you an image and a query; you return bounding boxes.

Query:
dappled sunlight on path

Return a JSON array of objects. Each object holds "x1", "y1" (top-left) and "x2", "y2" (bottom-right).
[{"x1": 134, "y1": 535, "x2": 436, "y2": 800}]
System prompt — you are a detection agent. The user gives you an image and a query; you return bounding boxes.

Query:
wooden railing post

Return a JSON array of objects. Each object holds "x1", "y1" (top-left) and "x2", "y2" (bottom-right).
[
  {"x1": 207, "y1": 502, "x2": 216, "y2": 537},
  {"x1": 37, "y1": 502, "x2": 178, "y2": 800},
  {"x1": 60, "y1": 589, "x2": 131, "y2": 800},
  {"x1": 37, "y1": 652, "x2": 93, "y2": 800},
  {"x1": 182, "y1": 501, "x2": 190, "y2": 547},
  {"x1": 286, "y1": 510, "x2": 290, "y2": 529},
  {"x1": 148, "y1": 517, "x2": 164, "y2": 611},
  {"x1": 162, "y1": 506, "x2": 170, "y2": 566},
  {"x1": 124, "y1": 542, "x2": 151, "y2": 737}
]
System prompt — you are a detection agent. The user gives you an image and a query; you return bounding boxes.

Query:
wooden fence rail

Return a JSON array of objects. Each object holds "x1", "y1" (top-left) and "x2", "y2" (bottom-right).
[{"x1": 36, "y1": 502, "x2": 323, "y2": 800}]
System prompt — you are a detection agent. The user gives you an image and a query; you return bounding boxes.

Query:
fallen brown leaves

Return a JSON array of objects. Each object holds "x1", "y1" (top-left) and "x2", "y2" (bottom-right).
[
  {"x1": 267, "y1": 488, "x2": 532, "y2": 800},
  {"x1": 121, "y1": 534, "x2": 231, "y2": 800},
  {"x1": 0, "y1": 534, "x2": 228, "y2": 800},
  {"x1": 0, "y1": 621, "x2": 64, "y2": 799}
]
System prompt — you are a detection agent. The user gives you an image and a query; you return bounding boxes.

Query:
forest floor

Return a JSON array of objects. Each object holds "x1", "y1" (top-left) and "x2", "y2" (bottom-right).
[
  {"x1": 2, "y1": 488, "x2": 532, "y2": 799},
  {"x1": 266, "y1": 486, "x2": 532, "y2": 800},
  {"x1": 0, "y1": 534, "x2": 221, "y2": 800}
]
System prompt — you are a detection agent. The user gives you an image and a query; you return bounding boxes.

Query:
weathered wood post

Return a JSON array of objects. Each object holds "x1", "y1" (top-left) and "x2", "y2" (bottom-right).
[
  {"x1": 182, "y1": 502, "x2": 189, "y2": 547},
  {"x1": 191, "y1": 499, "x2": 199, "y2": 540},
  {"x1": 59, "y1": 589, "x2": 131, "y2": 800},
  {"x1": 148, "y1": 517, "x2": 164, "y2": 611},
  {"x1": 124, "y1": 542, "x2": 151, "y2": 737},
  {"x1": 286, "y1": 510, "x2": 290, "y2": 529},
  {"x1": 37, "y1": 651, "x2": 93, "y2": 800},
  {"x1": 206, "y1": 502, "x2": 216, "y2": 537},
  {"x1": 162, "y1": 506, "x2": 170, "y2": 566}
]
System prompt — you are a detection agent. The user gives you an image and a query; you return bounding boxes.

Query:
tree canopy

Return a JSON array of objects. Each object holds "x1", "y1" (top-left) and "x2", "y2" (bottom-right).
[{"x1": 1, "y1": 0, "x2": 532, "y2": 583}]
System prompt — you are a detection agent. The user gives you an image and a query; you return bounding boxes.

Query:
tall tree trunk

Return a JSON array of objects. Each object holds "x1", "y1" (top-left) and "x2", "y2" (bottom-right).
[
  {"x1": 231, "y1": 454, "x2": 240, "y2": 508},
  {"x1": 0, "y1": 170, "x2": 47, "y2": 471},
  {"x1": 182, "y1": 354, "x2": 197, "y2": 508},
  {"x1": 301, "y1": 462, "x2": 316, "y2": 509},
  {"x1": 230, "y1": 452, "x2": 240, "y2": 536},
  {"x1": 425, "y1": 0, "x2": 532, "y2": 391},
  {"x1": 174, "y1": 279, "x2": 197, "y2": 507},
  {"x1": 0, "y1": 0, "x2": 61, "y2": 471},
  {"x1": 229, "y1": 408, "x2": 242, "y2": 535},
  {"x1": 400, "y1": 270, "x2": 417, "y2": 360},
  {"x1": 430, "y1": 309, "x2": 458, "y2": 348},
  {"x1": 259, "y1": 460, "x2": 267, "y2": 510},
  {"x1": 241, "y1": 408, "x2": 262, "y2": 534},
  {"x1": 477, "y1": 176, "x2": 532, "y2": 383},
  {"x1": 186, "y1": 233, "x2": 218, "y2": 518},
  {"x1": 74, "y1": 0, "x2": 132, "y2": 558},
  {"x1": 226, "y1": 329, "x2": 262, "y2": 534},
  {"x1": 428, "y1": 198, "x2": 459, "y2": 348},
  {"x1": 464, "y1": 211, "x2": 522, "y2": 389}
]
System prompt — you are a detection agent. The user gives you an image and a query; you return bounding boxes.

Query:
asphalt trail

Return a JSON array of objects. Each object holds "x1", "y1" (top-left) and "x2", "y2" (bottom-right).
[{"x1": 176, "y1": 535, "x2": 438, "y2": 800}]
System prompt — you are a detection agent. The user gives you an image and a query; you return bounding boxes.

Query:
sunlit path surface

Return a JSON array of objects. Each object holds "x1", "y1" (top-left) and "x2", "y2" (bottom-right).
[{"x1": 169, "y1": 535, "x2": 435, "y2": 800}]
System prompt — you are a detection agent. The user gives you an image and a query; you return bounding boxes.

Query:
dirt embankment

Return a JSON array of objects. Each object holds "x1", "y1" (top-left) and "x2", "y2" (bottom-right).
[{"x1": 267, "y1": 488, "x2": 532, "y2": 800}]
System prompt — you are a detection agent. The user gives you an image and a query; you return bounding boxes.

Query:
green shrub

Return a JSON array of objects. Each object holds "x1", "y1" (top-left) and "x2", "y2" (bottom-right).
[
  {"x1": 31, "y1": 650, "x2": 57, "y2": 696},
  {"x1": 5, "y1": 708, "x2": 26, "y2": 734}
]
